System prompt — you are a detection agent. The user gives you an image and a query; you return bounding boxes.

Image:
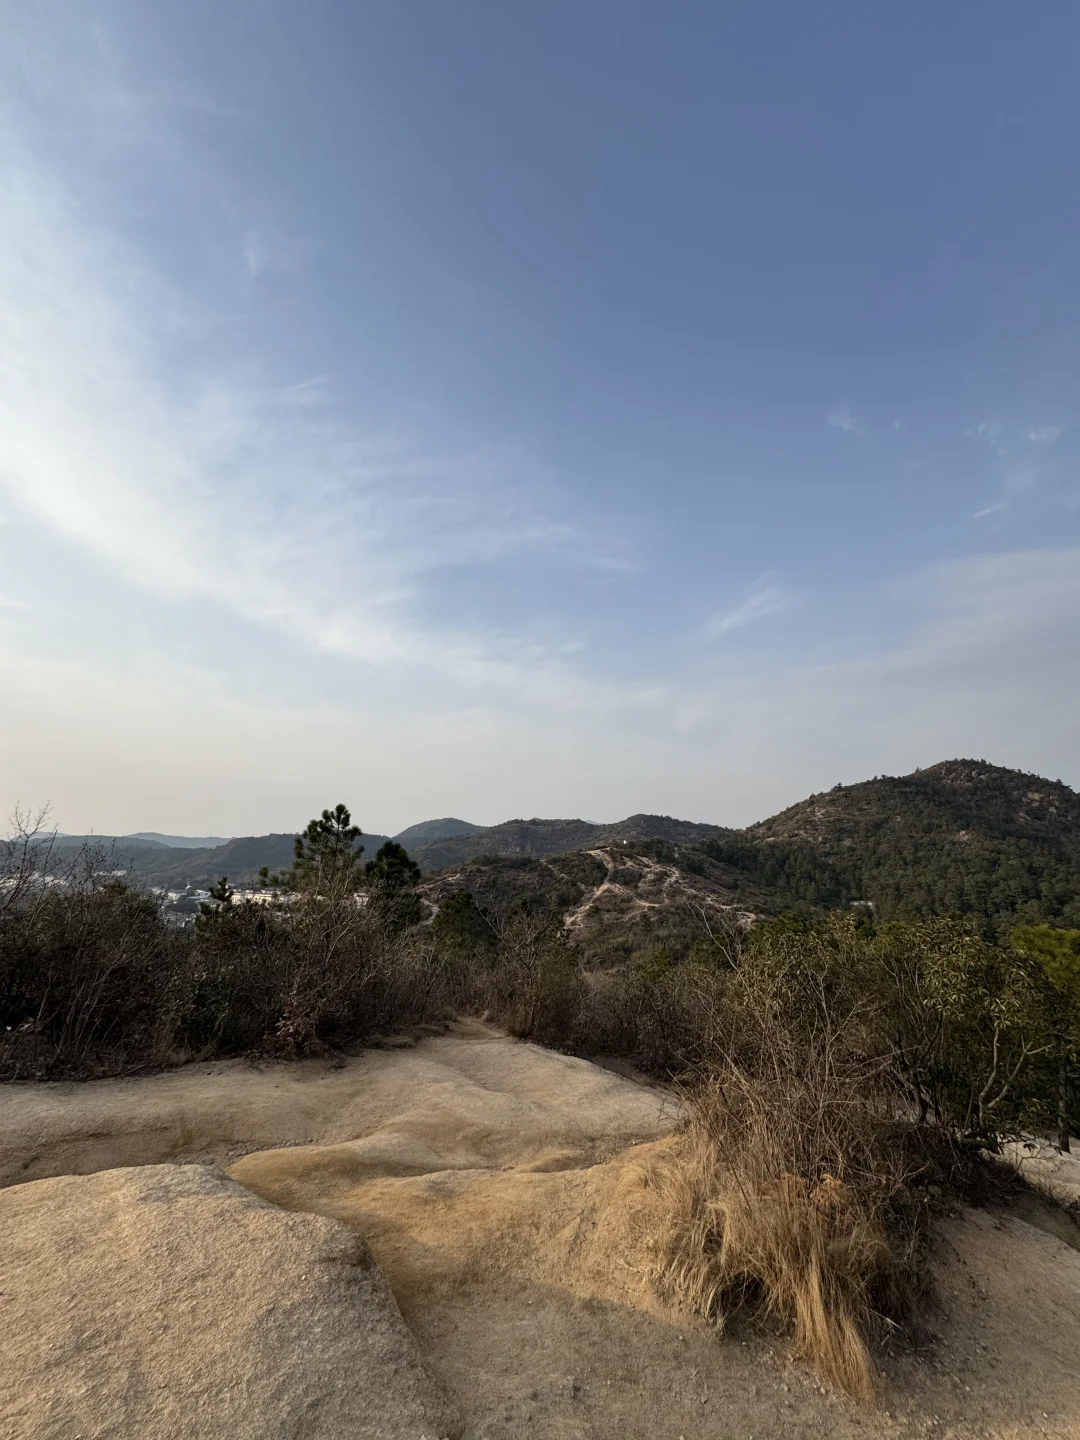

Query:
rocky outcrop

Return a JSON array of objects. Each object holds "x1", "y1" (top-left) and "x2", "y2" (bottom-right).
[{"x1": 0, "y1": 1163, "x2": 456, "y2": 1440}]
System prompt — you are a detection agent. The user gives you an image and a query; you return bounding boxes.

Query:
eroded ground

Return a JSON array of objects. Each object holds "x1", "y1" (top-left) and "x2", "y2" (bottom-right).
[{"x1": 3, "y1": 1022, "x2": 1080, "y2": 1439}]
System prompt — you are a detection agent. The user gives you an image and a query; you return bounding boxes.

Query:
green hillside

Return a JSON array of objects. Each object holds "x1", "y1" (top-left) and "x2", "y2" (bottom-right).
[
  {"x1": 420, "y1": 762, "x2": 1080, "y2": 954},
  {"x1": 733, "y1": 759, "x2": 1080, "y2": 928}
]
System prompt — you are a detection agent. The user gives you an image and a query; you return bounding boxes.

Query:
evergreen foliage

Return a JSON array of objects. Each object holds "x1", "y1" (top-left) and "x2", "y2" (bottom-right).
[
  {"x1": 719, "y1": 760, "x2": 1080, "y2": 930},
  {"x1": 364, "y1": 841, "x2": 421, "y2": 890},
  {"x1": 261, "y1": 802, "x2": 367, "y2": 896}
]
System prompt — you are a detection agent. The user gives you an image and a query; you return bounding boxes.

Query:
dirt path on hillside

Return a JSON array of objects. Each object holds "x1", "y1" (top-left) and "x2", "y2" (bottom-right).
[
  {"x1": 232, "y1": 1133, "x2": 1080, "y2": 1440},
  {"x1": 3, "y1": 1024, "x2": 1080, "y2": 1439}
]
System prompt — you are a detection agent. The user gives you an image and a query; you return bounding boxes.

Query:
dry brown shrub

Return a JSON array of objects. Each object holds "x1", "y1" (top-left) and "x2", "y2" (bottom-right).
[
  {"x1": 485, "y1": 909, "x2": 584, "y2": 1042},
  {"x1": 648, "y1": 922, "x2": 925, "y2": 1400}
]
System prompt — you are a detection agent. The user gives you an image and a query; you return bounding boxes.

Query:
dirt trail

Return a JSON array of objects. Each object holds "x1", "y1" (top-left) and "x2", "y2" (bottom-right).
[
  {"x1": 233, "y1": 1133, "x2": 1080, "y2": 1440},
  {"x1": 562, "y1": 845, "x2": 753, "y2": 939},
  {"x1": 3, "y1": 1024, "x2": 1080, "y2": 1439}
]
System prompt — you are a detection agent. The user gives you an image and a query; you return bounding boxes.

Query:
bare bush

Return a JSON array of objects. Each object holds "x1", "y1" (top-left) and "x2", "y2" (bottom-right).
[
  {"x1": 483, "y1": 909, "x2": 583, "y2": 1042},
  {"x1": 1, "y1": 866, "x2": 178, "y2": 1078},
  {"x1": 572, "y1": 957, "x2": 727, "y2": 1073},
  {"x1": 649, "y1": 920, "x2": 923, "y2": 1400},
  {"x1": 0, "y1": 806, "x2": 58, "y2": 919}
]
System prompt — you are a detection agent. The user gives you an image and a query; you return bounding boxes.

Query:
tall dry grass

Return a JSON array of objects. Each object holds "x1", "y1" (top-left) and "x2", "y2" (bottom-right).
[{"x1": 648, "y1": 924, "x2": 925, "y2": 1400}]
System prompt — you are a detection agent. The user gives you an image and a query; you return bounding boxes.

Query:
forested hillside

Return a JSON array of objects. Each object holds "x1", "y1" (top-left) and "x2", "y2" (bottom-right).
[
  {"x1": 423, "y1": 762, "x2": 1080, "y2": 956},
  {"x1": 735, "y1": 759, "x2": 1080, "y2": 928}
]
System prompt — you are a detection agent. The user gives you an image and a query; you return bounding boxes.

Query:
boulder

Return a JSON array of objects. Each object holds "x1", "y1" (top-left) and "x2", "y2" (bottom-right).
[{"x1": 0, "y1": 1163, "x2": 456, "y2": 1440}]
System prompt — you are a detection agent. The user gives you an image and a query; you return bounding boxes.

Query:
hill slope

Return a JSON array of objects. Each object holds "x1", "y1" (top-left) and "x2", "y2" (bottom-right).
[
  {"x1": 734, "y1": 759, "x2": 1080, "y2": 927},
  {"x1": 406, "y1": 813, "x2": 729, "y2": 872},
  {"x1": 420, "y1": 762, "x2": 1080, "y2": 948},
  {"x1": 393, "y1": 817, "x2": 486, "y2": 845}
]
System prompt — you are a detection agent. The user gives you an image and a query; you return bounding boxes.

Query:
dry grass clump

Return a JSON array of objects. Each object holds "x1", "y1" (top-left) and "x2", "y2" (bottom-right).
[{"x1": 649, "y1": 927, "x2": 925, "y2": 1400}]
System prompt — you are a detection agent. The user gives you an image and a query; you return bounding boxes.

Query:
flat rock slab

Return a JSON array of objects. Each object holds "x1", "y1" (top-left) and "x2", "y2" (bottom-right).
[{"x1": 0, "y1": 1163, "x2": 456, "y2": 1440}]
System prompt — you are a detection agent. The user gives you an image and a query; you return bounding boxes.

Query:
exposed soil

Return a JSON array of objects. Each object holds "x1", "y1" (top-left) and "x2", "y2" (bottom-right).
[
  {"x1": 562, "y1": 847, "x2": 754, "y2": 938},
  {"x1": 0, "y1": 1018, "x2": 678, "y2": 1189},
  {"x1": 3, "y1": 1022, "x2": 1080, "y2": 1439}
]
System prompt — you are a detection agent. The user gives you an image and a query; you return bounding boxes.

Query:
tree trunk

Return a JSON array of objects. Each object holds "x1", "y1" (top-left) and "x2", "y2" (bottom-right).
[{"x1": 1059, "y1": 1058, "x2": 1072, "y2": 1154}]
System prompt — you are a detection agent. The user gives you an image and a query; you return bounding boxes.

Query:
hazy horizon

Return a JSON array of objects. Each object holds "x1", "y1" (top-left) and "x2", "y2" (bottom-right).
[
  {"x1": 28, "y1": 754, "x2": 1079, "y2": 845},
  {"x1": 4, "y1": 4, "x2": 1079, "y2": 837}
]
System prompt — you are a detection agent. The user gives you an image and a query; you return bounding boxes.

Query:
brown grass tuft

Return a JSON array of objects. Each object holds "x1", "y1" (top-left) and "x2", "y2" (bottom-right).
[{"x1": 648, "y1": 932, "x2": 925, "y2": 1400}]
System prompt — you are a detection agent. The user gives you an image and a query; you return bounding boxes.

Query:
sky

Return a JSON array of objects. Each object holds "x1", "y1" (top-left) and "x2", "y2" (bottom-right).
[{"x1": 2, "y1": 1, "x2": 1079, "y2": 837}]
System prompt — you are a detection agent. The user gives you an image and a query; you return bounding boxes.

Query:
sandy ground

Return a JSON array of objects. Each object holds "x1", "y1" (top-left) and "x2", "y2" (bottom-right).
[
  {"x1": 233, "y1": 1135, "x2": 1080, "y2": 1440},
  {"x1": 3, "y1": 1022, "x2": 1080, "y2": 1439},
  {"x1": 0, "y1": 1019, "x2": 678, "y2": 1188},
  {"x1": 1002, "y1": 1138, "x2": 1080, "y2": 1207}
]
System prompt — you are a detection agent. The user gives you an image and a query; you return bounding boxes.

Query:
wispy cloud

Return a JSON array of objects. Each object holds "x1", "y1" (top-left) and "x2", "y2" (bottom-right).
[
  {"x1": 673, "y1": 547, "x2": 1080, "y2": 802},
  {"x1": 826, "y1": 405, "x2": 862, "y2": 435},
  {"x1": 1025, "y1": 425, "x2": 1063, "y2": 448},
  {"x1": 966, "y1": 418, "x2": 1073, "y2": 521},
  {"x1": 705, "y1": 581, "x2": 790, "y2": 639},
  {"x1": 242, "y1": 229, "x2": 304, "y2": 279},
  {"x1": 0, "y1": 161, "x2": 639, "y2": 713}
]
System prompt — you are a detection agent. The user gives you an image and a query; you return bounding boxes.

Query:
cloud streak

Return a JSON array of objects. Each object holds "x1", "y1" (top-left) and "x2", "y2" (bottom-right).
[
  {"x1": 826, "y1": 405, "x2": 862, "y2": 434},
  {"x1": 1026, "y1": 425, "x2": 1063, "y2": 448},
  {"x1": 0, "y1": 159, "x2": 645, "y2": 713},
  {"x1": 705, "y1": 582, "x2": 790, "y2": 639}
]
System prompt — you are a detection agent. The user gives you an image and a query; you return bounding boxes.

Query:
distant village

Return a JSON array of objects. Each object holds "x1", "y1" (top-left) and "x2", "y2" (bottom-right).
[{"x1": 157, "y1": 885, "x2": 273, "y2": 924}]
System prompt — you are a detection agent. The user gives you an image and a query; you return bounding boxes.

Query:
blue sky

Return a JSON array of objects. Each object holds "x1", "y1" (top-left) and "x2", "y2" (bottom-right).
[{"x1": 2, "y1": 1, "x2": 1079, "y2": 835}]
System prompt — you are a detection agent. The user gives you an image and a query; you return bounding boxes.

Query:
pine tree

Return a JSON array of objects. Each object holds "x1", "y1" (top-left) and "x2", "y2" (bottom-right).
[{"x1": 260, "y1": 803, "x2": 367, "y2": 898}]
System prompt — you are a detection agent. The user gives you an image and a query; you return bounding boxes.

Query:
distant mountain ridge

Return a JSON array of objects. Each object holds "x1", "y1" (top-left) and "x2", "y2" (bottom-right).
[
  {"x1": 46, "y1": 831, "x2": 391, "y2": 890},
  {"x1": 402, "y1": 813, "x2": 730, "y2": 873},
  {"x1": 48, "y1": 760, "x2": 1080, "y2": 927},
  {"x1": 393, "y1": 818, "x2": 486, "y2": 845},
  {"x1": 51, "y1": 831, "x2": 232, "y2": 854}
]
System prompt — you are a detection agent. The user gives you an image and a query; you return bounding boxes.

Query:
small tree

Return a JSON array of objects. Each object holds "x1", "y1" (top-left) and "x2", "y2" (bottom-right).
[
  {"x1": 432, "y1": 889, "x2": 497, "y2": 956},
  {"x1": 364, "y1": 841, "x2": 424, "y2": 930},
  {"x1": 196, "y1": 876, "x2": 234, "y2": 925},
  {"x1": 874, "y1": 917, "x2": 1048, "y2": 1140},
  {"x1": 261, "y1": 803, "x2": 366, "y2": 900},
  {"x1": 255, "y1": 804, "x2": 374, "y2": 1052},
  {"x1": 365, "y1": 841, "x2": 421, "y2": 891}
]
